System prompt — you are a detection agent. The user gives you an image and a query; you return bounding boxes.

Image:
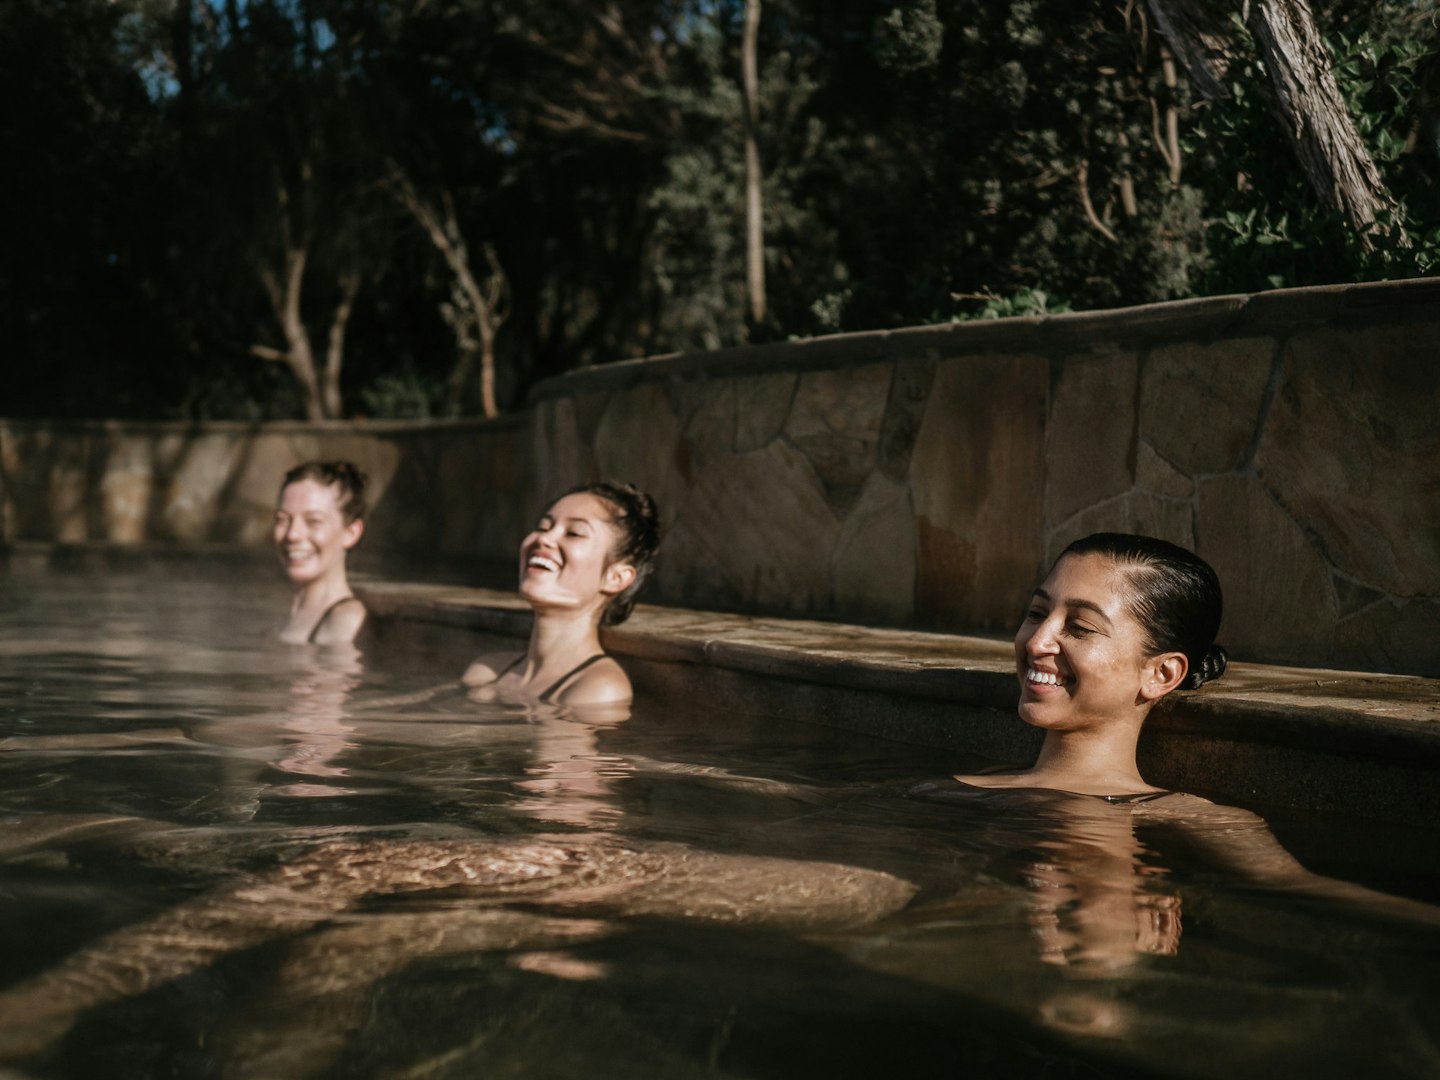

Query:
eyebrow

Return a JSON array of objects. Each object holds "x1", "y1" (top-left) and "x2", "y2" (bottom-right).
[{"x1": 1032, "y1": 587, "x2": 1114, "y2": 626}]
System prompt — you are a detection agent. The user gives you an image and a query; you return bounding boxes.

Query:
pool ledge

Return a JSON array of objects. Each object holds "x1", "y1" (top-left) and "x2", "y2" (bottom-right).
[{"x1": 358, "y1": 580, "x2": 1440, "y2": 822}]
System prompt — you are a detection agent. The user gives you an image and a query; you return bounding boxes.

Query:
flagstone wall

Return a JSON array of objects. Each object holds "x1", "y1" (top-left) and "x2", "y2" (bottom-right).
[{"x1": 3, "y1": 277, "x2": 1437, "y2": 676}]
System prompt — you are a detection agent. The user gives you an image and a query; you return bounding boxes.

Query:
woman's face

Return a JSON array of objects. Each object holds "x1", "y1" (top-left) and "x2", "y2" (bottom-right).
[
  {"x1": 274, "y1": 479, "x2": 362, "y2": 586},
  {"x1": 518, "y1": 492, "x2": 632, "y2": 614},
  {"x1": 1013, "y1": 553, "x2": 1170, "y2": 733}
]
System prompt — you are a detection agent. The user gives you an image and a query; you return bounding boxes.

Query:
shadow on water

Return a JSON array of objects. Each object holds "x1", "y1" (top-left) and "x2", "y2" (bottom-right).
[
  {"x1": 50, "y1": 921, "x2": 1172, "y2": 1080},
  {"x1": 1, "y1": 560, "x2": 1439, "y2": 1080}
]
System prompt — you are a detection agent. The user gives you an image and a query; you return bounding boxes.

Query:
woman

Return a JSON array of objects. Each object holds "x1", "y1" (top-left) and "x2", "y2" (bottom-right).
[
  {"x1": 463, "y1": 481, "x2": 660, "y2": 706},
  {"x1": 274, "y1": 461, "x2": 368, "y2": 646},
  {"x1": 957, "y1": 531, "x2": 1226, "y2": 798}
]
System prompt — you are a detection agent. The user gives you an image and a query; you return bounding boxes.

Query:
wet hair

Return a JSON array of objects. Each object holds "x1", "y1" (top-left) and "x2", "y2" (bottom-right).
[
  {"x1": 280, "y1": 461, "x2": 368, "y2": 524},
  {"x1": 560, "y1": 481, "x2": 662, "y2": 626},
  {"x1": 1057, "y1": 533, "x2": 1227, "y2": 690}
]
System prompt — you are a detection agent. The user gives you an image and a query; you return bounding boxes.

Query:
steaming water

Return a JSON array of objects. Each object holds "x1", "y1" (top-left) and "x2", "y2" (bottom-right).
[{"x1": 1, "y1": 557, "x2": 1437, "y2": 1079}]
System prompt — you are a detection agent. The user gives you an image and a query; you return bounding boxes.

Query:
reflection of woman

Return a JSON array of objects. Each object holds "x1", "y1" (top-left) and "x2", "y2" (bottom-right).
[
  {"x1": 274, "y1": 461, "x2": 368, "y2": 646},
  {"x1": 957, "y1": 532, "x2": 1225, "y2": 798},
  {"x1": 464, "y1": 482, "x2": 660, "y2": 707}
]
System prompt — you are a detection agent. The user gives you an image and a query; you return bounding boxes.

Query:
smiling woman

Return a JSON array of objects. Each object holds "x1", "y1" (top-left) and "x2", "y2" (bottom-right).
[
  {"x1": 273, "y1": 461, "x2": 368, "y2": 646},
  {"x1": 462, "y1": 481, "x2": 661, "y2": 707},
  {"x1": 957, "y1": 533, "x2": 1227, "y2": 798}
]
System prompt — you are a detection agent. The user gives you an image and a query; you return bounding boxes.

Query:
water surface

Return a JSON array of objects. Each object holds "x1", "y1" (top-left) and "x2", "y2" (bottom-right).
[{"x1": 1, "y1": 558, "x2": 1437, "y2": 1078}]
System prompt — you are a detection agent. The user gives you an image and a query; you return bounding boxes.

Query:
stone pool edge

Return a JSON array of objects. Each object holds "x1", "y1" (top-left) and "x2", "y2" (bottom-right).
[{"x1": 357, "y1": 579, "x2": 1440, "y2": 825}]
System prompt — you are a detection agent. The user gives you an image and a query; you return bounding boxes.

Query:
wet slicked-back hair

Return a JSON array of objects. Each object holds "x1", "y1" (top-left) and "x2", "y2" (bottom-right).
[
  {"x1": 280, "y1": 461, "x2": 368, "y2": 524},
  {"x1": 560, "y1": 481, "x2": 661, "y2": 626},
  {"x1": 1058, "y1": 533, "x2": 1227, "y2": 690}
]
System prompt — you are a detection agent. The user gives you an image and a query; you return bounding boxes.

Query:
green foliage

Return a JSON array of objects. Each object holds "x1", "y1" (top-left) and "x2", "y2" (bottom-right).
[
  {"x1": 1187, "y1": 2, "x2": 1440, "y2": 293},
  {"x1": 949, "y1": 287, "x2": 1072, "y2": 322},
  {"x1": 3, "y1": 0, "x2": 1437, "y2": 420},
  {"x1": 358, "y1": 369, "x2": 449, "y2": 420}
]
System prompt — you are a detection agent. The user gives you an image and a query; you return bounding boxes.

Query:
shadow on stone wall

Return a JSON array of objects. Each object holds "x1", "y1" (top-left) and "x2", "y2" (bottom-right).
[{"x1": 3, "y1": 279, "x2": 1438, "y2": 677}]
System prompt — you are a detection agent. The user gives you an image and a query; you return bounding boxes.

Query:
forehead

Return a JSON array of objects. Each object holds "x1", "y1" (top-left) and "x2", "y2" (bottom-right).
[
  {"x1": 542, "y1": 492, "x2": 616, "y2": 526},
  {"x1": 1041, "y1": 553, "x2": 1135, "y2": 611},
  {"x1": 278, "y1": 478, "x2": 343, "y2": 514}
]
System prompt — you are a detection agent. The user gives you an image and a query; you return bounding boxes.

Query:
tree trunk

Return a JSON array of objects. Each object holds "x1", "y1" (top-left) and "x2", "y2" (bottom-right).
[
  {"x1": 253, "y1": 248, "x2": 329, "y2": 421},
  {"x1": 1146, "y1": 0, "x2": 1402, "y2": 248},
  {"x1": 742, "y1": 0, "x2": 766, "y2": 326},
  {"x1": 391, "y1": 169, "x2": 508, "y2": 418},
  {"x1": 322, "y1": 272, "x2": 360, "y2": 421},
  {"x1": 1247, "y1": 0, "x2": 1399, "y2": 248}
]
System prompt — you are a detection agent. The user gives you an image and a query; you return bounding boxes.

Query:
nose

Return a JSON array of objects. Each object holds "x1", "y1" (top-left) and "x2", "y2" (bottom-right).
[
  {"x1": 523, "y1": 525, "x2": 558, "y2": 555},
  {"x1": 1024, "y1": 617, "x2": 1060, "y2": 657}
]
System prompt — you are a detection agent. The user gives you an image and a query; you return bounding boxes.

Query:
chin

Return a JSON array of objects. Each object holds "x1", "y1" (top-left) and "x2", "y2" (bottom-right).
[
  {"x1": 1016, "y1": 698, "x2": 1069, "y2": 731},
  {"x1": 279, "y1": 557, "x2": 323, "y2": 586}
]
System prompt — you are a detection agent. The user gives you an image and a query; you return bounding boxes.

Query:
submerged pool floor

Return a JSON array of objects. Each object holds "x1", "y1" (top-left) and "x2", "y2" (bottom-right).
[{"x1": 1, "y1": 559, "x2": 1438, "y2": 1079}]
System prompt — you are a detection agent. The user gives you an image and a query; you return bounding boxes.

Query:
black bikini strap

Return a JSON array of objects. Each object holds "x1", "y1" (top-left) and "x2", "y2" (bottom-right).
[
  {"x1": 538, "y1": 654, "x2": 608, "y2": 704},
  {"x1": 307, "y1": 596, "x2": 360, "y2": 643}
]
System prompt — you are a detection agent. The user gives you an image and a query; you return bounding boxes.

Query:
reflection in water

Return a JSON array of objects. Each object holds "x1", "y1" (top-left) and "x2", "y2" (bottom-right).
[
  {"x1": 511, "y1": 710, "x2": 634, "y2": 829},
  {"x1": 268, "y1": 648, "x2": 363, "y2": 795},
  {"x1": 3, "y1": 564, "x2": 1440, "y2": 1079},
  {"x1": 0, "y1": 830, "x2": 916, "y2": 1071}
]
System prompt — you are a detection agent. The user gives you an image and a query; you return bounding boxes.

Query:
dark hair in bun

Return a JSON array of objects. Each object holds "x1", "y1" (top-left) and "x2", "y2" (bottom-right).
[
  {"x1": 562, "y1": 481, "x2": 662, "y2": 626},
  {"x1": 1058, "y1": 532, "x2": 1227, "y2": 691},
  {"x1": 281, "y1": 460, "x2": 368, "y2": 523}
]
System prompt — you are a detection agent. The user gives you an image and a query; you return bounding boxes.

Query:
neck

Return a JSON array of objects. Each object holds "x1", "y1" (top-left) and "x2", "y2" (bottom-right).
[
  {"x1": 292, "y1": 569, "x2": 351, "y2": 616},
  {"x1": 528, "y1": 606, "x2": 604, "y2": 666},
  {"x1": 1026, "y1": 720, "x2": 1151, "y2": 794}
]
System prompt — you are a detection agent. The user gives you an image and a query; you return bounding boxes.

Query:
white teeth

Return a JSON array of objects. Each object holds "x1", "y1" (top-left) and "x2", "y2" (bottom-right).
[
  {"x1": 528, "y1": 555, "x2": 560, "y2": 572},
  {"x1": 1026, "y1": 669, "x2": 1067, "y2": 686}
]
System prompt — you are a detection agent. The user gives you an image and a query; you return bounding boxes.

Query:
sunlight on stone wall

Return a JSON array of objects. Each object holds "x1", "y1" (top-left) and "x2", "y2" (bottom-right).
[{"x1": 2, "y1": 279, "x2": 1437, "y2": 676}]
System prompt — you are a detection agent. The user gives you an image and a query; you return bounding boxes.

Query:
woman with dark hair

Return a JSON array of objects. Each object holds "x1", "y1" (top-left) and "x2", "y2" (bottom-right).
[
  {"x1": 274, "y1": 461, "x2": 368, "y2": 646},
  {"x1": 957, "y1": 532, "x2": 1227, "y2": 797},
  {"x1": 463, "y1": 481, "x2": 661, "y2": 706}
]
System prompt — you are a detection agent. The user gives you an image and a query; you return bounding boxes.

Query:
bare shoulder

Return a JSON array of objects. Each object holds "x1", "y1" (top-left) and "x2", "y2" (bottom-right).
[
  {"x1": 553, "y1": 656, "x2": 633, "y2": 706},
  {"x1": 462, "y1": 650, "x2": 524, "y2": 688},
  {"x1": 313, "y1": 598, "x2": 367, "y2": 645},
  {"x1": 1132, "y1": 791, "x2": 1268, "y2": 827}
]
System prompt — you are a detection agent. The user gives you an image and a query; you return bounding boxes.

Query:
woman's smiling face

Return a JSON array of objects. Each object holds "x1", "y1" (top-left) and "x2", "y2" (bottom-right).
[
  {"x1": 1013, "y1": 553, "x2": 1161, "y2": 732},
  {"x1": 518, "y1": 492, "x2": 628, "y2": 613},
  {"x1": 273, "y1": 479, "x2": 362, "y2": 586}
]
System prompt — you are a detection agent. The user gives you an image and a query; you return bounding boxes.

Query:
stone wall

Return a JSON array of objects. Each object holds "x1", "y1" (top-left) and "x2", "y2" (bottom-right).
[
  {"x1": 0, "y1": 417, "x2": 533, "y2": 566},
  {"x1": 3, "y1": 277, "x2": 1437, "y2": 676}
]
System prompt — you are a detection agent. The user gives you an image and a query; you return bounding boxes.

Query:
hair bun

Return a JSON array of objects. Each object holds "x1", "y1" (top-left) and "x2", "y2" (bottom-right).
[{"x1": 1183, "y1": 644, "x2": 1228, "y2": 690}]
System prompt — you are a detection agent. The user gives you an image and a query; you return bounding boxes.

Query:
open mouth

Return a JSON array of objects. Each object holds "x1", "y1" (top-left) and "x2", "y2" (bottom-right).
[
  {"x1": 526, "y1": 553, "x2": 561, "y2": 573},
  {"x1": 1025, "y1": 668, "x2": 1071, "y2": 688}
]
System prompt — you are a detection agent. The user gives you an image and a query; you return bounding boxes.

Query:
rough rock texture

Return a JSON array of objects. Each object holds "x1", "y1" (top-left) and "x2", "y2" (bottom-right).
[{"x1": 4, "y1": 279, "x2": 1438, "y2": 675}]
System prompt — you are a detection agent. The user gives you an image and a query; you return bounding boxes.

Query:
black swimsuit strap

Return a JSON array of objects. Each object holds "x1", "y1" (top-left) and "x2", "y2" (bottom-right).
[
  {"x1": 538, "y1": 654, "x2": 609, "y2": 704},
  {"x1": 307, "y1": 596, "x2": 360, "y2": 644},
  {"x1": 1104, "y1": 790, "x2": 1177, "y2": 805}
]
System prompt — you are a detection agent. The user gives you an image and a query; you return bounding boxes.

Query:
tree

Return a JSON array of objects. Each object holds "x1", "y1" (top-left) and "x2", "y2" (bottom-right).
[
  {"x1": 390, "y1": 169, "x2": 510, "y2": 418},
  {"x1": 1148, "y1": 0, "x2": 1403, "y2": 249},
  {"x1": 742, "y1": 0, "x2": 767, "y2": 326}
]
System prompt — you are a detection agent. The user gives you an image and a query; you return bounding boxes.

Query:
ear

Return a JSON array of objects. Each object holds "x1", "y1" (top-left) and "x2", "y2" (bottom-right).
[
  {"x1": 1139, "y1": 651, "x2": 1188, "y2": 702},
  {"x1": 341, "y1": 518, "x2": 365, "y2": 550},
  {"x1": 601, "y1": 560, "x2": 636, "y2": 597}
]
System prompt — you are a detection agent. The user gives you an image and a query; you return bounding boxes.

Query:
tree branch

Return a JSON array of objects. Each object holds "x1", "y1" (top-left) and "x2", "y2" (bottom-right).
[{"x1": 1077, "y1": 160, "x2": 1120, "y2": 242}]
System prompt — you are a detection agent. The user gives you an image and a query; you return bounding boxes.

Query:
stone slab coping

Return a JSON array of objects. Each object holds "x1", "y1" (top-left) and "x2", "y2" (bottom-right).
[{"x1": 357, "y1": 579, "x2": 1440, "y2": 767}]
